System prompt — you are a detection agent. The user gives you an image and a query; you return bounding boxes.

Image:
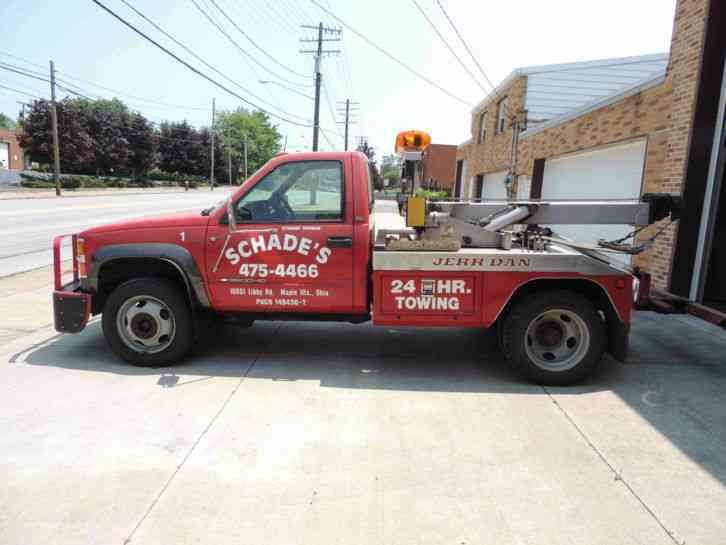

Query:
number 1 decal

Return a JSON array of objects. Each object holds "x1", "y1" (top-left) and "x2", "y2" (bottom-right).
[{"x1": 180, "y1": 231, "x2": 186, "y2": 242}]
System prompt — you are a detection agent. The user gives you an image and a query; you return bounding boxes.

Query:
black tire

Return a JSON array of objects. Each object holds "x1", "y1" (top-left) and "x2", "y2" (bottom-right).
[
  {"x1": 501, "y1": 290, "x2": 605, "y2": 385},
  {"x1": 102, "y1": 277, "x2": 194, "y2": 366}
]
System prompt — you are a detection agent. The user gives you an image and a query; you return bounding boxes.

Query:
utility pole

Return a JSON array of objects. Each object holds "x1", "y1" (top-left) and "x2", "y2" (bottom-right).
[
  {"x1": 300, "y1": 23, "x2": 341, "y2": 151},
  {"x1": 312, "y1": 23, "x2": 322, "y2": 151},
  {"x1": 243, "y1": 134, "x2": 248, "y2": 180},
  {"x1": 227, "y1": 145, "x2": 232, "y2": 185},
  {"x1": 209, "y1": 98, "x2": 215, "y2": 191},
  {"x1": 49, "y1": 60, "x2": 61, "y2": 197},
  {"x1": 283, "y1": 134, "x2": 288, "y2": 152},
  {"x1": 336, "y1": 99, "x2": 359, "y2": 151}
]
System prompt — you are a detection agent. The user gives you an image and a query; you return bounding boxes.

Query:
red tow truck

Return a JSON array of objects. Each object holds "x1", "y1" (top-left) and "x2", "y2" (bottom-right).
[{"x1": 53, "y1": 135, "x2": 679, "y2": 384}]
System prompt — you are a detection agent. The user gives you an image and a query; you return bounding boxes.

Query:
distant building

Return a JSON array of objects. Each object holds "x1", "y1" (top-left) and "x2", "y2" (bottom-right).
[
  {"x1": 421, "y1": 143, "x2": 457, "y2": 191},
  {"x1": 0, "y1": 128, "x2": 25, "y2": 171}
]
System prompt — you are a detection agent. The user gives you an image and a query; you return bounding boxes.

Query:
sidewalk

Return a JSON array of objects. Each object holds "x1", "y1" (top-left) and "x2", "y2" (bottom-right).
[{"x1": 0, "y1": 265, "x2": 56, "y2": 346}]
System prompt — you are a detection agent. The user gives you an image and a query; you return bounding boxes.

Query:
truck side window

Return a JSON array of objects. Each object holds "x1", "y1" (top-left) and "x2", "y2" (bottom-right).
[{"x1": 236, "y1": 160, "x2": 344, "y2": 223}]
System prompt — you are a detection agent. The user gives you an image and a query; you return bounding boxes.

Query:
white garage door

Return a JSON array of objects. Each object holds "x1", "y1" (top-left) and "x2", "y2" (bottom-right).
[
  {"x1": 517, "y1": 176, "x2": 531, "y2": 200},
  {"x1": 0, "y1": 142, "x2": 9, "y2": 169},
  {"x1": 482, "y1": 170, "x2": 508, "y2": 200},
  {"x1": 541, "y1": 139, "x2": 647, "y2": 263}
]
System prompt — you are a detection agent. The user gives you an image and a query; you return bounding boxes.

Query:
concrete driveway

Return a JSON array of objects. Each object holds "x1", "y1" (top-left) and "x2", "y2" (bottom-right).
[{"x1": 1, "y1": 283, "x2": 725, "y2": 544}]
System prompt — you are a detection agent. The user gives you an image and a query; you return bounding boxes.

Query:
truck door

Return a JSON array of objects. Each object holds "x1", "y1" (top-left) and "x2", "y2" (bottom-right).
[{"x1": 205, "y1": 159, "x2": 354, "y2": 313}]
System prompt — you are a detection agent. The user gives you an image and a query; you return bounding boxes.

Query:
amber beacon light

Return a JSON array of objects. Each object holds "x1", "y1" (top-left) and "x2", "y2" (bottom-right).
[{"x1": 395, "y1": 130, "x2": 431, "y2": 153}]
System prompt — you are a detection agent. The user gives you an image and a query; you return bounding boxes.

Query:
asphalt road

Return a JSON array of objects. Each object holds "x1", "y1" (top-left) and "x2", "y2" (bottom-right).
[{"x1": 0, "y1": 189, "x2": 232, "y2": 278}]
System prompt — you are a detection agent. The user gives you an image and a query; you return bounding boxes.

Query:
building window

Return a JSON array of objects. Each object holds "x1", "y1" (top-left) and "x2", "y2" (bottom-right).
[
  {"x1": 477, "y1": 111, "x2": 487, "y2": 144},
  {"x1": 496, "y1": 97, "x2": 509, "y2": 134}
]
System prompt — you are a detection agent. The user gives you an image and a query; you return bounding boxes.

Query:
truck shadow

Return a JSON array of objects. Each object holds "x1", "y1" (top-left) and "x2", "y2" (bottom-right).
[
  {"x1": 10, "y1": 319, "x2": 619, "y2": 392},
  {"x1": 10, "y1": 312, "x2": 726, "y2": 489}
]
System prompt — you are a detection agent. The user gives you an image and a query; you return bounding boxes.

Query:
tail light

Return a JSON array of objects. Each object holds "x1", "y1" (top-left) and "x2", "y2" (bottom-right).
[{"x1": 76, "y1": 237, "x2": 87, "y2": 279}]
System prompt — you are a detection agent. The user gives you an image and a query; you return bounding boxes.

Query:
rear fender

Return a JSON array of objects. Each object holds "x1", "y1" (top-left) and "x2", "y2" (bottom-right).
[{"x1": 493, "y1": 277, "x2": 631, "y2": 362}]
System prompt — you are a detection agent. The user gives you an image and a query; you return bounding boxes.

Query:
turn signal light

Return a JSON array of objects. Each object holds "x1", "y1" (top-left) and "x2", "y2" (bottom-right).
[
  {"x1": 76, "y1": 237, "x2": 87, "y2": 279},
  {"x1": 395, "y1": 130, "x2": 431, "y2": 153}
]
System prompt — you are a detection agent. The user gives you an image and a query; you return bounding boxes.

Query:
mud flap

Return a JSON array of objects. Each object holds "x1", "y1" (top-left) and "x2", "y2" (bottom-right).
[{"x1": 53, "y1": 290, "x2": 91, "y2": 333}]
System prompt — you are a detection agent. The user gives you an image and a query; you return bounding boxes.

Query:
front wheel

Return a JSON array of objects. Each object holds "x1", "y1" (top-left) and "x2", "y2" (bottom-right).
[
  {"x1": 102, "y1": 278, "x2": 194, "y2": 366},
  {"x1": 501, "y1": 290, "x2": 606, "y2": 385}
]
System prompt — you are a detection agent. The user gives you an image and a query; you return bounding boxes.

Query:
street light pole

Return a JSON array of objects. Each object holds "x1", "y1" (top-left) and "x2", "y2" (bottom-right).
[{"x1": 243, "y1": 134, "x2": 248, "y2": 180}]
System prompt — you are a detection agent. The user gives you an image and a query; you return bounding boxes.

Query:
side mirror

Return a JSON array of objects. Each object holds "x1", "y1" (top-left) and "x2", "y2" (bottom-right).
[{"x1": 226, "y1": 198, "x2": 237, "y2": 231}]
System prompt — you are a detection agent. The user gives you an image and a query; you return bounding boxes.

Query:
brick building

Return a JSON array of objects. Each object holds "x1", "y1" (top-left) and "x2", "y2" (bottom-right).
[
  {"x1": 0, "y1": 128, "x2": 24, "y2": 171},
  {"x1": 455, "y1": 0, "x2": 726, "y2": 316},
  {"x1": 421, "y1": 143, "x2": 457, "y2": 190}
]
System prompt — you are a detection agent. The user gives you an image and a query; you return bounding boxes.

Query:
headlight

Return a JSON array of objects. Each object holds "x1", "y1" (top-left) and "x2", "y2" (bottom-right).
[{"x1": 76, "y1": 237, "x2": 87, "y2": 279}]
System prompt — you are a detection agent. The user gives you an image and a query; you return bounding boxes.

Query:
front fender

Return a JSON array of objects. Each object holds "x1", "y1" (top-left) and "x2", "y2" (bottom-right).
[{"x1": 87, "y1": 243, "x2": 211, "y2": 308}]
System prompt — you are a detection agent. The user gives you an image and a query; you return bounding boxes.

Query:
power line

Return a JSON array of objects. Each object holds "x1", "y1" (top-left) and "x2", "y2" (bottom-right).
[
  {"x1": 0, "y1": 83, "x2": 44, "y2": 100},
  {"x1": 55, "y1": 73, "x2": 212, "y2": 111},
  {"x1": 0, "y1": 49, "x2": 214, "y2": 113},
  {"x1": 207, "y1": 0, "x2": 308, "y2": 78},
  {"x1": 190, "y1": 0, "x2": 306, "y2": 88},
  {"x1": 115, "y1": 0, "x2": 310, "y2": 123},
  {"x1": 309, "y1": 0, "x2": 471, "y2": 107},
  {"x1": 249, "y1": 0, "x2": 299, "y2": 35},
  {"x1": 410, "y1": 0, "x2": 488, "y2": 94},
  {"x1": 91, "y1": 0, "x2": 312, "y2": 127},
  {"x1": 259, "y1": 80, "x2": 314, "y2": 100},
  {"x1": 0, "y1": 62, "x2": 50, "y2": 85},
  {"x1": 0, "y1": 50, "x2": 47, "y2": 71},
  {"x1": 434, "y1": 0, "x2": 497, "y2": 94},
  {"x1": 0, "y1": 63, "x2": 91, "y2": 100}
]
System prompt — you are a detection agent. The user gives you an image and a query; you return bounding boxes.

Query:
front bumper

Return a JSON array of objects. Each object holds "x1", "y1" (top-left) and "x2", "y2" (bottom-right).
[
  {"x1": 52, "y1": 234, "x2": 91, "y2": 334},
  {"x1": 53, "y1": 281, "x2": 92, "y2": 333}
]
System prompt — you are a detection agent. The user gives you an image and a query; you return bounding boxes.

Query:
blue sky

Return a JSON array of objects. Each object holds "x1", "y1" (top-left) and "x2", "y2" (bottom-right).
[{"x1": 0, "y1": 0, "x2": 676, "y2": 157}]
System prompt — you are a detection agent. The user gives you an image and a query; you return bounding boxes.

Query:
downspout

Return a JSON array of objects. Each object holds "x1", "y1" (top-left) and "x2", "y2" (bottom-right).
[{"x1": 508, "y1": 113, "x2": 520, "y2": 200}]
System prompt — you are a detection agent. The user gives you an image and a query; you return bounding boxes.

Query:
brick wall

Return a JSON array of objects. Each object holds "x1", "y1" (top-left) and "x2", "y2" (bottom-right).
[
  {"x1": 456, "y1": 75, "x2": 528, "y2": 197},
  {"x1": 422, "y1": 144, "x2": 458, "y2": 189},
  {"x1": 650, "y1": 0, "x2": 711, "y2": 288},
  {"x1": 0, "y1": 128, "x2": 24, "y2": 171},
  {"x1": 455, "y1": 0, "x2": 711, "y2": 289}
]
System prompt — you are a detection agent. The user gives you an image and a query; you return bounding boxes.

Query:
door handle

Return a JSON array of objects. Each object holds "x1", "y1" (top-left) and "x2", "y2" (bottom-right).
[{"x1": 327, "y1": 236, "x2": 353, "y2": 248}]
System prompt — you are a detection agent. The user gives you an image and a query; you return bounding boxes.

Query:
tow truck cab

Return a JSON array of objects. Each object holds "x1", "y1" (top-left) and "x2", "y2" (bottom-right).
[{"x1": 53, "y1": 148, "x2": 652, "y2": 385}]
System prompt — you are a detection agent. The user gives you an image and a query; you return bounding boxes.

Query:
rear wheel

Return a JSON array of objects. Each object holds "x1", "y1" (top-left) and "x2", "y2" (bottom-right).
[
  {"x1": 502, "y1": 290, "x2": 605, "y2": 385},
  {"x1": 102, "y1": 278, "x2": 193, "y2": 366}
]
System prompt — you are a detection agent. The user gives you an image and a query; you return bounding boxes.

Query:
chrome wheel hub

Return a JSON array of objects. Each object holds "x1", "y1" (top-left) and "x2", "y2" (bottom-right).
[
  {"x1": 116, "y1": 296, "x2": 175, "y2": 354},
  {"x1": 524, "y1": 309, "x2": 590, "y2": 371}
]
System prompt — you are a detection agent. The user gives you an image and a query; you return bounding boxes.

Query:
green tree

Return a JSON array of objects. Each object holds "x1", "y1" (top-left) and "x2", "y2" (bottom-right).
[
  {"x1": 356, "y1": 138, "x2": 376, "y2": 165},
  {"x1": 216, "y1": 108, "x2": 282, "y2": 182},
  {"x1": 87, "y1": 99, "x2": 132, "y2": 175},
  {"x1": 126, "y1": 112, "x2": 156, "y2": 179},
  {"x1": 18, "y1": 99, "x2": 95, "y2": 174},
  {"x1": 157, "y1": 121, "x2": 197, "y2": 175},
  {"x1": 18, "y1": 98, "x2": 156, "y2": 176},
  {"x1": 0, "y1": 113, "x2": 14, "y2": 129},
  {"x1": 380, "y1": 154, "x2": 401, "y2": 186}
]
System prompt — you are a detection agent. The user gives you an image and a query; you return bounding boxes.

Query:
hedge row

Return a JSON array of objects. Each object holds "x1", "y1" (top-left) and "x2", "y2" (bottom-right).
[{"x1": 19, "y1": 172, "x2": 201, "y2": 190}]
